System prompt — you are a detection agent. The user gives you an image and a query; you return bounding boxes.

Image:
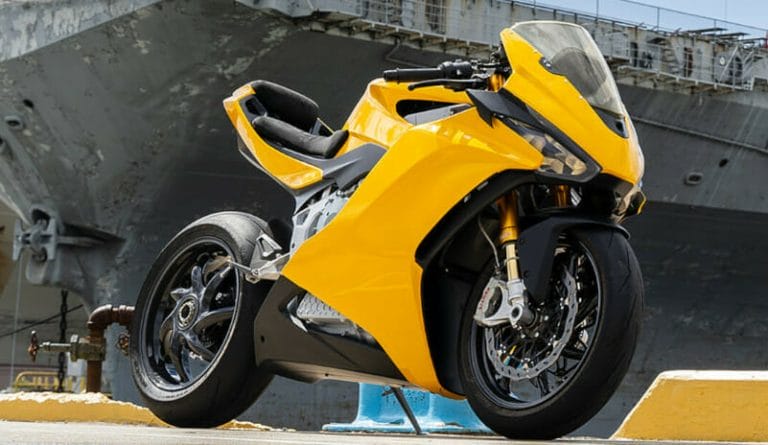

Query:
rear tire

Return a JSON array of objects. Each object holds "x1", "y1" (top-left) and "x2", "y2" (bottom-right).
[
  {"x1": 458, "y1": 228, "x2": 643, "y2": 439},
  {"x1": 130, "y1": 212, "x2": 274, "y2": 427}
]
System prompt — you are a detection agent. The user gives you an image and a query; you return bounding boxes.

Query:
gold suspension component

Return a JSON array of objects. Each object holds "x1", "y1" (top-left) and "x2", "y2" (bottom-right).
[
  {"x1": 488, "y1": 73, "x2": 505, "y2": 92},
  {"x1": 555, "y1": 185, "x2": 570, "y2": 208},
  {"x1": 497, "y1": 192, "x2": 520, "y2": 280}
]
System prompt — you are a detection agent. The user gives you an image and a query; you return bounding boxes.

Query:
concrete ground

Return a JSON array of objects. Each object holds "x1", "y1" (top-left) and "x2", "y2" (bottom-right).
[{"x1": 0, "y1": 421, "x2": 735, "y2": 445}]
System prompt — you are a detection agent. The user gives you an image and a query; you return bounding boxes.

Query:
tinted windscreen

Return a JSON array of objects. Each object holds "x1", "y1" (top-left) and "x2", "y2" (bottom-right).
[{"x1": 512, "y1": 21, "x2": 624, "y2": 116}]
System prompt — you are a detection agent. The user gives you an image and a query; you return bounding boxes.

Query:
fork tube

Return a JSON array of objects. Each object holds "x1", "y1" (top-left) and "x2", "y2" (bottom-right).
[
  {"x1": 488, "y1": 73, "x2": 505, "y2": 92},
  {"x1": 497, "y1": 193, "x2": 520, "y2": 280},
  {"x1": 555, "y1": 185, "x2": 570, "y2": 208}
]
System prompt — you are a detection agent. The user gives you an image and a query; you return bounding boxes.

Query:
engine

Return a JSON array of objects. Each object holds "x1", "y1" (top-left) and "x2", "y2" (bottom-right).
[{"x1": 289, "y1": 186, "x2": 351, "y2": 253}]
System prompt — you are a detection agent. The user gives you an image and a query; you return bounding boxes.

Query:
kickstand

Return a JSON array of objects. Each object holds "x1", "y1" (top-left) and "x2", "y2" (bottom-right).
[{"x1": 390, "y1": 387, "x2": 424, "y2": 435}]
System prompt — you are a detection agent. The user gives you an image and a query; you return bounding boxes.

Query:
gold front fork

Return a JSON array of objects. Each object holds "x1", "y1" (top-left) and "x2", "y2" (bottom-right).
[
  {"x1": 497, "y1": 186, "x2": 568, "y2": 277},
  {"x1": 488, "y1": 73, "x2": 505, "y2": 92},
  {"x1": 497, "y1": 192, "x2": 520, "y2": 280},
  {"x1": 497, "y1": 185, "x2": 571, "y2": 281},
  {"x1": 555, "y1": 185, "x2": 570, "y2": 208}
]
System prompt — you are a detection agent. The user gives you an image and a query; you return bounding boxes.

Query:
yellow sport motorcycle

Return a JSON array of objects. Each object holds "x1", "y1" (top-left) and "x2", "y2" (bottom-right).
[{"x1": 129, "y1": 21, "x2": 645, "y2": 439}]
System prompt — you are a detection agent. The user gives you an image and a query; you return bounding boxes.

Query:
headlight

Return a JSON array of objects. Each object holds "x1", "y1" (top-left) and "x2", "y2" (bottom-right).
[{"x1": 501, "y1": 116, "x2": 599, "y2": 182}]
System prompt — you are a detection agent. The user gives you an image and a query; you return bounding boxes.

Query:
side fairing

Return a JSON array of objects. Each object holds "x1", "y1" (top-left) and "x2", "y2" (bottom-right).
[
  {"x1": 338, "y1": 79, "x2": 471, "y2": 155},
  {"x1": 282, "y1": 106, "x2": 541, "y2": 396}
]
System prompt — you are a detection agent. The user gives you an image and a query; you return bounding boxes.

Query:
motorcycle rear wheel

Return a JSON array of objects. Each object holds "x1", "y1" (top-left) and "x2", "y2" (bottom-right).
[
  {"x1": 130, "y1": 212, "x2": 274, "y2": 427},
  {"x1": 458, "y1": 227, "x2": 643, "y2": 439}
]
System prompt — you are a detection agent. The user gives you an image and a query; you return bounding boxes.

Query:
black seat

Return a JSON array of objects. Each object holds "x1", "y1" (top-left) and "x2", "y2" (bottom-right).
[
  {"x1": 249, "y1": 80, "x2": 348, "y2": 159},
  {"x1": 252, "y1": 116, "x2": 348, "y2": 159}
]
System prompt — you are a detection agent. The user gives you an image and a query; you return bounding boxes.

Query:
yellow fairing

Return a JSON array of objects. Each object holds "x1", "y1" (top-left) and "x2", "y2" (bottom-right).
[
  {"x1": 499, "y1": 29, "x2": 644, "y2": 185},
  {"x1": 283, "y1": 94, "x2": 542, "y2": 396},
  {"x1": 337, "y1": 80, "x2": 471, "y2": 155},
  {"x1": 223, "y1": 85, "x2": 323, "y2": 189}
]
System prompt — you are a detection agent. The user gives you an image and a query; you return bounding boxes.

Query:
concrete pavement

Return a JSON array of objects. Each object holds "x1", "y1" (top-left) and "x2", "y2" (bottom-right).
[{"x1": 0, "y1": 421, "x2": 738, "y2": 445}]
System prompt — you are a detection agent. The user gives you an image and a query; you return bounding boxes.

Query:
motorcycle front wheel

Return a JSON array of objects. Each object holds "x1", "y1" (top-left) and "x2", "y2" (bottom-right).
[
  {"x1": 130, "y1": 212, "x2": 274, "y2": 427},
  {"x1": 458, "y1": 227, "x2": 643, "y2": 439}
]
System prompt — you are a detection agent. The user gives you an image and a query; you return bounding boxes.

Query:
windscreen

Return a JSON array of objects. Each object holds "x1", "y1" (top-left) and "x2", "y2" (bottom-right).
[{"x1": 511, "y1": 21, "x2": 624, "y2": 116}]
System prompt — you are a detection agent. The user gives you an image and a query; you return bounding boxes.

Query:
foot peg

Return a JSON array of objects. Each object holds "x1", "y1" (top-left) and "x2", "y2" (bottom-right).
[{"x1": 227, "y1": 253, "x2": 289, "y2": 284}]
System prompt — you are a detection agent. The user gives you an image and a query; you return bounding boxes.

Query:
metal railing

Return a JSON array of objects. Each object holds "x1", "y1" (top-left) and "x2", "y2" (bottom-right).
[
  {"x1": 360, "y1": 0, "x2": 446, "y2": 33},
  {"x1": 312, "y1": 0, "x2": 768, "y2": 92},
  {"x1": 594, "y1": 35, "x2": 761, "y2": 89},
  {"x1": 353, "y1": 0, "x2": 768, "y2": 43},
  {"x1": 537, "y1": 0, "x2": 768, "y2": 39}
]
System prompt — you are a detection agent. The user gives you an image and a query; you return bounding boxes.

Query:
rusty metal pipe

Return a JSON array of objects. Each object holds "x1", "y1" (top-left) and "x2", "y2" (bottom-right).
[
  {"x1": 86, "y1": 360, "x2": 103, "y2": 393},
  {"x1": 87, "y1": 304, "x2": 134, "y2": 332},
  {"x1": 85, "y1": 304, "x2": 133, "y2": 392}
]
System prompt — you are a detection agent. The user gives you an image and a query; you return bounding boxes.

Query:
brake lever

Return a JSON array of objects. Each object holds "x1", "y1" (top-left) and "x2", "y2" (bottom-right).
[
  {"x1": 407, "y1": 79, "x2": 449, "y2": 90},
  {"x1": 407, "y1": 77, "x2": 489, "y2": 91}
]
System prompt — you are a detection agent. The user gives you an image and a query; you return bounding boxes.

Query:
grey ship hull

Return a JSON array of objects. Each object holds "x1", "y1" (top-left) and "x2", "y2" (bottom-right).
[{"x1": 0, "y1": 0, "x2": 766, "y2": 436}]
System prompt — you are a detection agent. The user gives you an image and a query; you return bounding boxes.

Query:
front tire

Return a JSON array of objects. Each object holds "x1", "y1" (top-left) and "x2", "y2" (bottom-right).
[
  {"x1": 458, "y1": 228, "x2": 643, "y2": 439},
  {"x1": 130, "y1": 212, "x2": 274, "y2": 427}
]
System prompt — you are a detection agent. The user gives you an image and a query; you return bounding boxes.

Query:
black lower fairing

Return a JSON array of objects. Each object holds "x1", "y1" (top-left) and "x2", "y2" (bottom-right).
[{"x1": 252, "y1": 277, "x2": 407, "y2": 385}]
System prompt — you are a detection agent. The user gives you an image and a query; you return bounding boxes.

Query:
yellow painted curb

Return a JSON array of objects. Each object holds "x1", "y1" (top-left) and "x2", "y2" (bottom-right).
[
  {"x1": 613, "y1": 370, "x2": 768, "y2": 442},
  {"x1": 0, "y1": 392, "x2": 271, "y2": 430}
]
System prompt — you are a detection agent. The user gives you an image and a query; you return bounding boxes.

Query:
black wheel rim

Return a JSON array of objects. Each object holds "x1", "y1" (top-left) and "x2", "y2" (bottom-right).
[
  {"x1": 139, "y1": 237, "x2": 240, "y2": 392},
  {"x1": 469, "y1": 237, "x2": 602, "y2": 409}
]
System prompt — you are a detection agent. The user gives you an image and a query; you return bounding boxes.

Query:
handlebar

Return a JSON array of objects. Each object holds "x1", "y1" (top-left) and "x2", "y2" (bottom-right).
[
  {"x1": 383, "y1": 61, "x2": 475, "y2": 83},
  {"x1": 383, "y1": 68, "x2": 445, "y2": 82}
]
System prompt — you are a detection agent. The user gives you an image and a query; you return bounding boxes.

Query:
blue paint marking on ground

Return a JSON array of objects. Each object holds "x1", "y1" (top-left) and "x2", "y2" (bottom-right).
[{"x1": 323, "y1": 384, "x2": 492, "y2": 434}]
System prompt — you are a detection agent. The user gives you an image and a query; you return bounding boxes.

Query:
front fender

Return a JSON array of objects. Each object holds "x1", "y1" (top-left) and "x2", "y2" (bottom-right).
[{"x1": 518, "y1": 214, "x2": 629, "y2": 302}]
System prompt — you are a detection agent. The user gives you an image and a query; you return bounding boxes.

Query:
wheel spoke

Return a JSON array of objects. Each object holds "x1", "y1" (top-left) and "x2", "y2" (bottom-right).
[
  {"x1": 567, "y1": 253, "x2": 579, "y2": 275},
  {"x1": 169, "y1": 287, "x2": 189, "y2": 302},
  {"x1": 575, "y1": 295, "x2": 598, "y2": 327},
  {"x1": 203, "y1": 255, "x2": 231, "y2": 278},
  {"x1": 167, "y1": 333, "x2": 189, "y2": 382},
  {"x1": 158, "y1": 311, "x2": 175, "y2": 347},
  {"x1": 183, "y1": 333, "x2": 215, "y2": 362},
  {"x1": 201, "y1": 266, "x2": 232, "y2": 307},
  {"x1": 190, "y1": 265, "x2": 204, "y2": 294},
  {"x1": 193, "y1": 306, "x2": 234, "y2": 333},
  {"x1": 561, "y1": 345, "x2": 586, "y2": 360},
  {"x1": 558, "y1": 357, "x2": 581, "y2": 375},
  {"x1": 537, "y1": 372, "x2": 551, "y2": 396}
]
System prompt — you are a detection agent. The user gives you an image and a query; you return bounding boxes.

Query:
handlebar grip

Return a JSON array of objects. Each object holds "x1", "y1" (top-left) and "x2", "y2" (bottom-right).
[{"x1": 383, "y1": 68, "x2": 445, "y2": 82}]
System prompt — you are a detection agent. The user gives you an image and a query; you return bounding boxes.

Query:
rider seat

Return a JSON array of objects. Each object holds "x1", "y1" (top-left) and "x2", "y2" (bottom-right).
[{"x1": 249, "y1": 81, "x2": 348, "y2": 159}]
